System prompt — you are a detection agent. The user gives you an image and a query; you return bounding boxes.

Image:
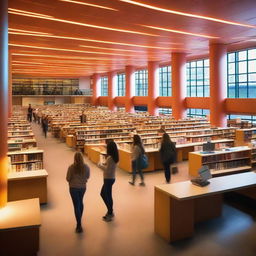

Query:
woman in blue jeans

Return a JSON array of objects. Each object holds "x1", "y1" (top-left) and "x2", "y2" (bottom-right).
[
  {"x1": 99, "y1": 140, "x2": 119, "y2": 222},
  {"x1": 66, "y1": 152, "x2": 90, "y2": 233}
]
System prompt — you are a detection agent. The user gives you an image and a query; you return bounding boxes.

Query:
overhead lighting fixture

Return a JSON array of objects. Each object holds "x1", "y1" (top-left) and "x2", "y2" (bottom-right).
[
  {"x1": 9, "y1": 43, "x2": 136, "y2": 56},
  {"x1": 8, "y1": 8, "x2": 157, "y2": 37},
  {"x1": 8, "y1": 30, "x2": 176, "y2": 50},
  {"x1": 9, "y1": 28, "x2": 51, "y2": 35},
  {"x1": 141, "y1": 25, "x2": 218, "y2": 39},
  {"x1": 119, "y1": 0, "x2": 256, "y2": 28},
  {"x1": 59, "y1": 0, "x2": 118, "y2": 11},
  {"x1": 12, "y1": 53, "x2": 129, "y2": 61},
  {"x1": 79, "y1": 45, "x2": 145, "y2": 53}
]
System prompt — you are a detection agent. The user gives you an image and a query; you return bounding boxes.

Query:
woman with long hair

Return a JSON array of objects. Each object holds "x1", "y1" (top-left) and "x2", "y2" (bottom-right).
[
  {"x1": 66, "y1": 152, "x2": 90, "y2": 233},
  {"x1": 159, "y1": 133, "x2": 177, "y2": 183},
  {"x1": 129, "y1": 134, "x2": 145, "y2": 186},
  {"x1": 100, "y1": 140, "x2": 119, "y2": 222}
]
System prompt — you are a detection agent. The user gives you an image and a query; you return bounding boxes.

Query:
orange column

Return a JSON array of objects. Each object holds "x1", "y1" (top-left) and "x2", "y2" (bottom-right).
[
  {"x1": 8, "y1": 51, "x2": 12, "y2": 117},
  {"x1": 108, "y1": 71, "x2": 117, "y2": 111},
  {"x1": 0, "y1": 0, "x2": 8, "y2": 208},
  {"x1": 209, "y1": 43, "x2": 227, "y2": 127},
  {"x1": 171, "y1": 52, "x2": 186, "y2": 120},
  {"x1": 125, "y1": 66, "x2": 135, "y2": 113},
  {"x1": 92, "y1": 73, "x2": 100, "y2": 106},
  {"x1": 148, "y1": 61, "x2": 159, "y2": 116}
]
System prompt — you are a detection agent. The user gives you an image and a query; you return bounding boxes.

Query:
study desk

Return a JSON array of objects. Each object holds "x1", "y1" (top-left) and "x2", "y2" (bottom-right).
[{"x1": 154, "y1": 172, "x2": 256, "y2": 242}]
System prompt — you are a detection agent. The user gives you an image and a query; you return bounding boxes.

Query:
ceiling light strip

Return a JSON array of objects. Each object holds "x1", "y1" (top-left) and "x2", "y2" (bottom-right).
[
  {"x1": 119, "y1": 0, "x2": 256, "y2": 28},
  {"x1": 8, "y1": 9, "x2": 158, "y2": 36},
  {"x1": 142, "y1": 25, "x2": 218, "y2": 39},
  {"x1": 59, "y1": 0, "x2": 118, "y2": 11},
  {"x1": 9, "y1": 31, "x2": 176, "y2": 50}
]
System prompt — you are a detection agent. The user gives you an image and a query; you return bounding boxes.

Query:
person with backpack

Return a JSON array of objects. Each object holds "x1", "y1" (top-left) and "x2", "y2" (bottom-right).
[
  {"x1": 129, "y1": 134, "x2": 146, "y2": 186},
  {"x1": 159, "y1": 133, "x2": 177, "y2": 183}
]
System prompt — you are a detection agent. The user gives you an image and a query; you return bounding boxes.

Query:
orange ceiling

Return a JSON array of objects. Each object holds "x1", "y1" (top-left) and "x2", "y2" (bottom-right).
[{"x1": 9, "y1": 0, "x2": 256, "y2": 78}]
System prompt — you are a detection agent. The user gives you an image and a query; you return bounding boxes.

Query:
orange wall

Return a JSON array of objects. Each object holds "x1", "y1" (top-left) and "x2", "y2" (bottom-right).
[
  {"x1": 156, "y1": 97, "x2": 173, "y2": 108},
  {"x1": 97, "y1": 96, "x2": 108, "y2": 106},
  {"x1": 114, "y1": 97, "x2": 126, "y2": 106},
  {"x1": 226, "y1": 98, "x2": 256, "y2": 115},
  {"x1": 132, "y1": 96, "x2": 149, "y2": 106},
  {"x1": 185, "y1": 97, "x2": 210, "y2": 109}
]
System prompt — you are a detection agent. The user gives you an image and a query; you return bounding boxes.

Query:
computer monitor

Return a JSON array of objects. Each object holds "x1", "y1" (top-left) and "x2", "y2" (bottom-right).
[
  {"x1": 198, "y1": 165, "x2": 212, "y2": 181},
  {"x1": 203, "y1": 141, "x2": 215, "y2": 153}
]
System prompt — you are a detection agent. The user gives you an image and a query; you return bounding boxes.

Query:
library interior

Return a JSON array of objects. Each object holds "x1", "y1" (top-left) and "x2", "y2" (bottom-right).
[{"x1": 1, "y1": 0, "x2": 256, "y2": 255}]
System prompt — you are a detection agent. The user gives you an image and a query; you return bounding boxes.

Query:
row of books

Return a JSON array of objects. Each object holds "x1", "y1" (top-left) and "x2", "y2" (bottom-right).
[
  {"x1": 202, "y1": 151, "x2": 250, "y2": 163},
  {"x1": 9, "y1": 162, "x2": 43, "y2": 172},
  {"x1": 209, "y1": 159, "x2": 249, "y2": 171}
]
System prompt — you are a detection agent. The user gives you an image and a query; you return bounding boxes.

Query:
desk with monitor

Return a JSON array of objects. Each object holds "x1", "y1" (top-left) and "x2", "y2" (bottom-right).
[{"x1": 154, "y1": 172, "x2": 256, "y2": 242}]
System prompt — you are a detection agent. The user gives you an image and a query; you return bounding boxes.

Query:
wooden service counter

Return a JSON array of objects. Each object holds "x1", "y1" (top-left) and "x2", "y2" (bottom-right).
[
  {"x1": 154, "y1": 172, "x2": 256, "y2": 243},
  {"x1": 0, "y1": 198, "x2": 41, "y2": 256}
]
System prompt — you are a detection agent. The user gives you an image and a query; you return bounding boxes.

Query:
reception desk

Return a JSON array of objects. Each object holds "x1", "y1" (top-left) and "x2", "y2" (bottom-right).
[{"x1": 154, "y1": 172, "x2": 256, "y2": 242}]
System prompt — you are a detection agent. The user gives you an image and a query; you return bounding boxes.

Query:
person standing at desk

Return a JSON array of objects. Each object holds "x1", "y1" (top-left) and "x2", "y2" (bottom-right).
[
  {"x1": 42, "y1": 115, "x2": 49, "y2": 138},
  {"x1": 129, "y1": 134, "x2": 146, "y2": 186},
  {"x1": 159, "y1": 133, "x2": 177, "y2": 183},
  {"x1": 27, "y1": 104, "x2": 33, "y2": 122}
]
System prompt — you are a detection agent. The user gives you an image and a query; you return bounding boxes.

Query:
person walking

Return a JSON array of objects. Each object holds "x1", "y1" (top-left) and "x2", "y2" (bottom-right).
[
  {"x1": 66, "y1": 152, "x2": 90, "y2": 233},
  {"x1": 159, "y1": 133, "x2": 177, "y2": 183},
  {"x1": 42, "y1": 115, "x2": 49, "y2": 138},
  {"x1": 27, "y1": 104, "x2": 33, "y2": 122},
  {"x1": 129, "y1": 134, "x2": 145, "y2": 186},
  {"x1": 99, "y1": 140, "x2": 119, "y2": 222}
]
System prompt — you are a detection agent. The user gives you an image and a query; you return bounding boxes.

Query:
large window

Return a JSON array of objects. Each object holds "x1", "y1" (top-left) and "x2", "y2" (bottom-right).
[
  {"x1": 158, "y1": 108, "x2": 172, "y2": 115},
  {"x1": 187, "y1": 59, "x2": 209, "y2": 97},
  {"x1": 135, "y1": 69, "x2": 148, "y2": 96},
  {"x1": 117, "y1": 73, "x2": 125, "y2": 96},
  {"x1": 227, "y1": 48, "x2": 256, "y2": 98},
  {"x1": 159, "y1": 66, "x2": 171, "y2": 96},
  {"x1": 187, "y1": 108, "x2": 209, "y2": 118},
  {"x1": 227, "y1": 114, "x2": 256, "y2": 124},
  {"x1": 100, "y1": 76, "x2": 108, "y2": 96}
]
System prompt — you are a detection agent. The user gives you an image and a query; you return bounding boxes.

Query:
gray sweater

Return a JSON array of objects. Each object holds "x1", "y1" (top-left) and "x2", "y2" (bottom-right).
[
  {"x1": 100, "y1": 156, "x2": 117, "y2": 179},
  {"x1": 131, "y1": 145, "x2": 142, "y2": 161},
  {"x1": 66, "y1": 164, "x2": 90, "y2": 188}
]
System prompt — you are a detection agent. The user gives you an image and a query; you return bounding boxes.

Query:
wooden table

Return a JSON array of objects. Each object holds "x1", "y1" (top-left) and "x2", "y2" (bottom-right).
[
  {"x1": 8, "y1": 169, "x2": 48, "y2": 204},
  {"x1": 154, "y1": 172, "x2": 256, "y2": 242},
  {"x1": 0, "y1": 198, "x2": 41, "y2": 256}
]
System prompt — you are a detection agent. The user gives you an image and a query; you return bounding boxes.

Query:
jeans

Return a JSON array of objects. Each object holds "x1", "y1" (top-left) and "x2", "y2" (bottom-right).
[
  {"x1": 100, "y1": 179, "x2": 115, "y2": 215},
  {"x1": 69, "y1": 187, "x2": 86, "y2": 226},
  {"x1": 163, "y1": 161, "x2": 171, "y2": 183},
  {"x1": 131, "y1": 159, "x2": 144, "y2": 183}
]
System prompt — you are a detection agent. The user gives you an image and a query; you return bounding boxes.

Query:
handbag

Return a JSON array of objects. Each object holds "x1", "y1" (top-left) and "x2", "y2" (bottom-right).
[
  {"x1": 171, "y1": 166, "x2": 178, "y2": 174},
  {"x1": 138, "y1": 154, "x2": 149, "y2": 169}
]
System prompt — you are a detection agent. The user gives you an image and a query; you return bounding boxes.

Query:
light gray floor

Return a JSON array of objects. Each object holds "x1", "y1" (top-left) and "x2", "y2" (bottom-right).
[{"x1": 33, "y1": 123, "x2": 256, "y2": 256}]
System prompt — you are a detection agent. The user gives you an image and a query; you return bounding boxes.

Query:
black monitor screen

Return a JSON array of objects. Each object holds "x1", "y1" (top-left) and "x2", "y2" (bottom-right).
[{"x1": 203, "y1": 142, "x2": 215, "y2": 152}]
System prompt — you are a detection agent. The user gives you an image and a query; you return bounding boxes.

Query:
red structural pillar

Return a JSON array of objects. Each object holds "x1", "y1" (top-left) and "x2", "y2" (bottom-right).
[
  {"x1": 8, "y1": 51, "x2": 12, "y2": 117},
  {"x1": 92, "y1": 73, "x2": 100, "y2": 106},
  {"x1": 148, "y1": 61, "x2": 159, "y2": 116},
  {"x1": 108, "y1": 71, "x2": 117, "y2": 111},
  {"x1": 0, "y1": 0, "x2": 8, "y2": 208},
  {"x1": 125, "y1": 66, "x2": 135, "y2": 113},
  {"x1": 171, "y1": 52, "x2": 186, "y2": 120},
  {"x1": 209, "y1": 43, "x2": 227, "y2": 127}
]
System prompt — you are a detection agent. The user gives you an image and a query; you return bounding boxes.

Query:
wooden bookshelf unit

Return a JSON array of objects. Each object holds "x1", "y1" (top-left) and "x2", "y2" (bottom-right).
[{"x1": 189, "y1": 146, "x2": 252, "y2": 177}]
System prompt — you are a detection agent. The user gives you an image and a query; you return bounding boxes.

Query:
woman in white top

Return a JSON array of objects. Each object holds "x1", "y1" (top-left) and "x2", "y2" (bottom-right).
[
  {"x1": 129, "y1": 134, "x2": 145, "y2": 186},
  {"x1": 99, "y1": 140, "x2": 119, "y2": 222}
]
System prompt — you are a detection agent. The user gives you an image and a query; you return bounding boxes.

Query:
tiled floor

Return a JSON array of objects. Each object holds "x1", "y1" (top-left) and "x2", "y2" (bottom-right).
[{"x1": 33, "y1": 123, "x2": 256, "y2": 256}]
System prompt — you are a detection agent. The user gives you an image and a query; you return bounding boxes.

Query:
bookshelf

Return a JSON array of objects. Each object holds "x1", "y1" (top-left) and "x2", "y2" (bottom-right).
[
  {"x1": 8, "y1": 139, "x2": 37, "y2": 152},
  {"x1": 235, "y1": 128, "x2": 256, "y2": 146},
  {"x1": 8, "y1": 149, "x2": 44, "y2": 172},
  {"x1": 189, "y1": 146, "x2": 252, "y2": 177}
]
